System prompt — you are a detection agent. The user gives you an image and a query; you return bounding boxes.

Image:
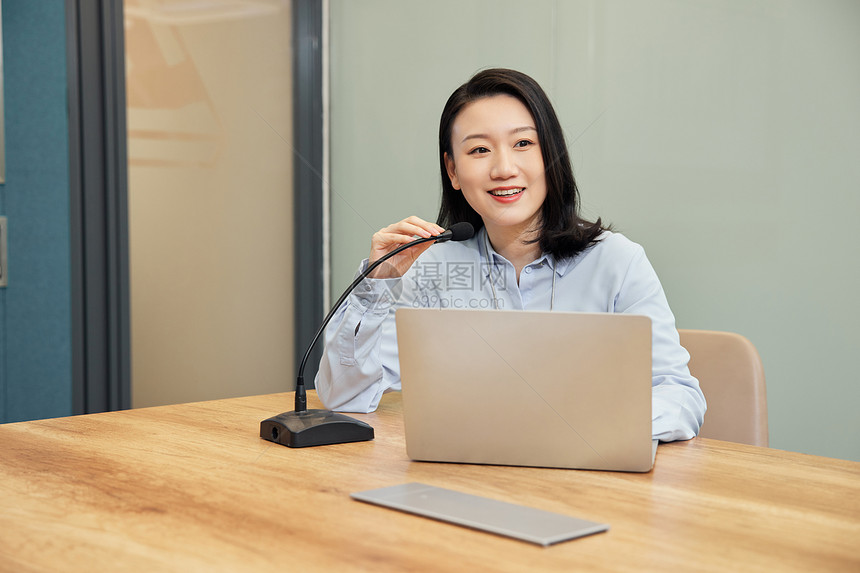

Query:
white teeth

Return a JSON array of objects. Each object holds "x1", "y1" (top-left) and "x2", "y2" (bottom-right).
[{"x1": 489, "y1": 188, "x2": 523, "y2": 197}]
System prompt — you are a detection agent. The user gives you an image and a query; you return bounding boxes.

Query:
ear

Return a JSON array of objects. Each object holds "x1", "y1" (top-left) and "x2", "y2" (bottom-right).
[{"x1": 444, "y1": 152, "x2": 461, "y2": 190}]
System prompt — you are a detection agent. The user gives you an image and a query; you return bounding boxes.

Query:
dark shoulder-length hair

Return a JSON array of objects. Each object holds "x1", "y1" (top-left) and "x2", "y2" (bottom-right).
[{"x1": 436, "y1": 68, "x2": 606, "y2": 260}]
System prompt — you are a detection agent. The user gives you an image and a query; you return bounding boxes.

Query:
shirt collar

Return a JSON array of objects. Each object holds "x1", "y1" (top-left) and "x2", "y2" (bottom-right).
[{"x1": 478, "y1": 226, "x2": 570, "y2": 277}]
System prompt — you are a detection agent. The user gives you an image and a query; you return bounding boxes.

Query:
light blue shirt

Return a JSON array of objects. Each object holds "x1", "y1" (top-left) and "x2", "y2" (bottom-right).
[{"x1": 315, "y1": 228, "x2": 706, "y2": 442}]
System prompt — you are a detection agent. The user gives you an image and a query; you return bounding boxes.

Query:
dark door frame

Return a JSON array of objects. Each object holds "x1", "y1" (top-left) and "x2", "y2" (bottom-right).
[
  {"x1": 292, "y1": 0, "x2": 326, "y2": 388},
  {"x1": 67, "y1": 0, "x2": 130, "y2": 414}
]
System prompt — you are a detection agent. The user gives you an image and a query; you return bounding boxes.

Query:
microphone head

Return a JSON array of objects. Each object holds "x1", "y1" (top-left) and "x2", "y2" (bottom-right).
[
  {"x1": 433, "y1": 222, "x2": 475, "y2": 243},
  {"x1": 447, "y1": 222, "x2": 475, "y2": 242}
]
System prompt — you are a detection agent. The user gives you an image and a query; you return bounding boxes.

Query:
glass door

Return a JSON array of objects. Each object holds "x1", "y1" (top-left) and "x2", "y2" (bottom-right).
[{"x1": 124, "y1": 0, "x2": 295, "y2": 407}]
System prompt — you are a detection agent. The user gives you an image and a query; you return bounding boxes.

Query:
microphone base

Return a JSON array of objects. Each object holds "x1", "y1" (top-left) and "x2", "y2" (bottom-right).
[{"x1": 260, "y1": 409, "x2": 374, "y2": 448}]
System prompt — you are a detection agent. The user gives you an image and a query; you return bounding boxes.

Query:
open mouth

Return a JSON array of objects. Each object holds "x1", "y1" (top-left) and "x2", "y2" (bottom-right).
[{"x1": 488, "y1": 188, "x2": 524, "y2": 197}]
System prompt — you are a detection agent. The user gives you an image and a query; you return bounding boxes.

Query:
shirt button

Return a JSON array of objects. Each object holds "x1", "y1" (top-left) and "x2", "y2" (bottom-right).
[{"x1": 525, "y1": 267, "x2": 532, "y2": 274}]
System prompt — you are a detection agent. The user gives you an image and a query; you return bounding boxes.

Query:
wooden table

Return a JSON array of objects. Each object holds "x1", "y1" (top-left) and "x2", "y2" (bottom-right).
[{"x1": 1, "y1": 391, "x2": 858, "y2": 572}]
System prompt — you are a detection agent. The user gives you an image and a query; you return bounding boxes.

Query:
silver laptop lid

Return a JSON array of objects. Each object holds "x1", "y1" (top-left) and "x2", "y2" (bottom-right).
[{"x1": 395, "y1": 309, "x2": 653, "y2": 472}]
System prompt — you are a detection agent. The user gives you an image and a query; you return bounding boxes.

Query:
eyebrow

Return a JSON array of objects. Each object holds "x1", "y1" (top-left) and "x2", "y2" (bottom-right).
[{"x1": 460, "y1": 126, "x2": 537, "y2": 144}]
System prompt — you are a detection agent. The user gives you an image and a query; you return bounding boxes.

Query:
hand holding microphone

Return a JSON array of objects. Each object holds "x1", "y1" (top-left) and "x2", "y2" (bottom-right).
[{"x1": 367, "y1": 216, "x2": 450, "y2": 279}]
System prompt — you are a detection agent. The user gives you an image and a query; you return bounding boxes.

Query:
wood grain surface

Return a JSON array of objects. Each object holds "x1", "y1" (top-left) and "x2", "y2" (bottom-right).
[{"x1": 1, "y1": 391, "x2": 858, "y2": 572}]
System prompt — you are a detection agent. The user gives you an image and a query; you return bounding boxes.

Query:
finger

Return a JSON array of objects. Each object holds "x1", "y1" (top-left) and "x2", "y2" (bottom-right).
[
  {"x1": 383, "y1": 221, "x2": 433, "y2": 239},
  {"x1": 398, "y1": 216, "x2": 445, "y2": 238},
  {"x1": 374, "y1": 223, "x2": 438, "y2": 248},
  {"x1": 372, "y1": 230, "x2": 425, "y2": 249}
]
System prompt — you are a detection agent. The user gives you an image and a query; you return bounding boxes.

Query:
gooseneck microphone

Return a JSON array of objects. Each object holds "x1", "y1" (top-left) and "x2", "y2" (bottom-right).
[{"x1": 260, "y1": 222, "x2": 475, "y2": 447}]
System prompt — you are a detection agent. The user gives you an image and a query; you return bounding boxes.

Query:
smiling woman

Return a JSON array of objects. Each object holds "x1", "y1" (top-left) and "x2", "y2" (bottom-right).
[
  {"x1": 313, "y1": 68, "x2": 707, "y2": 444},
  {"x1": 327, "y1": 1, "x2": 860, "y2": 463},
  {"x1": 436, "y1": 69, "x2": 605, "y2": 280},
  {"x1": 443, "y1": 94, "x2": 548, "y2": 268}
]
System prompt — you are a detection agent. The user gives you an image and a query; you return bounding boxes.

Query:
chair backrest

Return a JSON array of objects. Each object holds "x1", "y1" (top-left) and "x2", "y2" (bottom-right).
[{"x1": 678, "y1": 329, "x2": 768, "y2": 447}]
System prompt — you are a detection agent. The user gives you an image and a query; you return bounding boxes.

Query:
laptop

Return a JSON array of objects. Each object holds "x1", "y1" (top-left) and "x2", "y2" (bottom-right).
[{"x1": 395, "y1": 308, "x2": 657, "y2": 472}]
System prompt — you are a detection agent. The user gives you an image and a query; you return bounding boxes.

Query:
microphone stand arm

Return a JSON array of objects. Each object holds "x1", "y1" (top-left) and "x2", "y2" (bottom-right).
[
  {"x1": 294, "y1": 235, "x2": 437, "y2": 412},
  {"x1": 260, "y1": 226, "x2": 466, "y2": 448}
]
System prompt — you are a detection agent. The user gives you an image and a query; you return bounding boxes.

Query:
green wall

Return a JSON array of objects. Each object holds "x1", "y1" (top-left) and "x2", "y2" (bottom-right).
[
  {"x1": 0, "y1": 2, "x2": 73, "y2": 422},
  {"x1": 329, "y1": 0, "x2": 860, "y2": 461}
]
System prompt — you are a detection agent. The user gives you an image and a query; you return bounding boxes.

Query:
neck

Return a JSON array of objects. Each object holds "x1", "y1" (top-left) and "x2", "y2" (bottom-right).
[{"x1": 484, "y1": 224, "x2": 541, "y2": 282}]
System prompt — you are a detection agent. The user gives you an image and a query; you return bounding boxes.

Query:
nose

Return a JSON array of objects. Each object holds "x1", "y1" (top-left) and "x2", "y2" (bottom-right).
[{"x1": 490, "y1": 149, "x2": 518, "y2": 179}]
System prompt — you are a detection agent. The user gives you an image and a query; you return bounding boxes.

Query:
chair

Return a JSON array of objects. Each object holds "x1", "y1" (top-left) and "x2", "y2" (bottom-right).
[{"x1": 678, "y1": 329, "x2": 769, "y2": 447}]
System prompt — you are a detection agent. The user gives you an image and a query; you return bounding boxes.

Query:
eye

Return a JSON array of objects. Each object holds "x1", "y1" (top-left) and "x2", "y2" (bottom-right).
[
  {"x1": 514, "y1": 139, "x2": 535, "y2": 149},
  {"x1": 468, "y1": 146, "x2": 490, "y2": 155}
]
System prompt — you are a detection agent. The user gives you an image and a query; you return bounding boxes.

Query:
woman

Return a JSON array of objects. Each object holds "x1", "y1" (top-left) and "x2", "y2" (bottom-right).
[{"x1": 315, "y1": 69, "x2": 706, "y2": 441}]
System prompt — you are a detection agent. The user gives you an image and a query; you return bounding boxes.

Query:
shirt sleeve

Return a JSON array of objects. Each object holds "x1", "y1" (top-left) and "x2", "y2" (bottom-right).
[
  {"x1": 313, "y1": 260, "x2": 406, "y2": 413},
  {"x1": 613, "y1": 246, "x2": 707, "y2": 442}
]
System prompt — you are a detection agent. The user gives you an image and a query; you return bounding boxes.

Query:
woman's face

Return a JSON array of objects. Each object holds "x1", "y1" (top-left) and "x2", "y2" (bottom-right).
[{"x1": 445, "y1": 94, "x2": 547, "y2": 236}]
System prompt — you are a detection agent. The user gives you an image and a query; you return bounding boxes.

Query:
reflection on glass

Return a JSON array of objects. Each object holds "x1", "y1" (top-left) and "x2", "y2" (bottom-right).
[{"x1": 124, "y1": 0, "x2": 283, "y2": 167}]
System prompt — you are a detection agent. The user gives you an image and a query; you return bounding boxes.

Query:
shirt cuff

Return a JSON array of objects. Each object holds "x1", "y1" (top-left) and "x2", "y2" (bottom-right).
[{"x1": 349, "y1": 259, "x2": 403, "y2": 313}]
